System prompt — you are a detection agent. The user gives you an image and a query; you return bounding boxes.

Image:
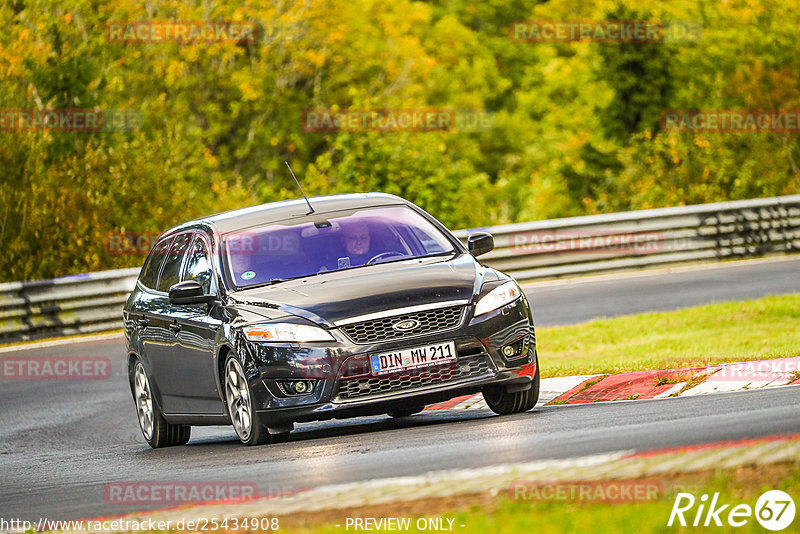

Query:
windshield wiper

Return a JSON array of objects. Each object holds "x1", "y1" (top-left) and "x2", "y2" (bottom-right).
[
  {"x1": 242, "y1": 272, "x2": 325, "y2": 290},
  {"x1": 241, "y1": 277, "x2": 295, "y2": 290},
  {"x1": 425, "y1": 250, "x2": 459, "y2": 258},
  {"x1": 352, "y1": 250, "x2": 458, "y2": 269}
]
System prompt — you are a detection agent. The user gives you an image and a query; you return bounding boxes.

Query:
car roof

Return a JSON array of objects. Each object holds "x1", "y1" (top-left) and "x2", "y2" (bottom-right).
[{"x1": 165, "y1": 192, "x2": 409, "y2": 236}]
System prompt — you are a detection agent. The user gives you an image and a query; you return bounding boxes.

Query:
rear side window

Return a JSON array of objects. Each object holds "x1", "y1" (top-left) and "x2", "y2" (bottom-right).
[
  {"x1": 181, "y1": 236, "x2": 213, "y2": 294},
  {"x1": 139, "y1": 237, "x2": 172, "y2": 289},
  {"x1": 157, "y1": 233, "x2": 193, "y2": 292}
]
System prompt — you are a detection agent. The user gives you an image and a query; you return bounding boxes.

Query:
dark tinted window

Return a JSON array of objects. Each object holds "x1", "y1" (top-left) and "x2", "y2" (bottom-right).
[
  {"x1": 222, "y1": 206, "x2": 455, "y2": 288},
  {"x1": 139, "y1": 237, "x2": 172, "y2": 289},
  {"x1": 181, "y1": 236, "x2": 213, "y2": 294},
  {"x1": 157, "y1": 233, "x2": 193, "y2": 292}
]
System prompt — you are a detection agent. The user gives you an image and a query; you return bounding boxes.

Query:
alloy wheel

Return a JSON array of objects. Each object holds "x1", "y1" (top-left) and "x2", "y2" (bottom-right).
[
  {"x1": 133, "y1": 362, "x2": 154, "y2": 440},
  {"x1": 225, "y1": 358, "x2": 253, "y2": 441}
]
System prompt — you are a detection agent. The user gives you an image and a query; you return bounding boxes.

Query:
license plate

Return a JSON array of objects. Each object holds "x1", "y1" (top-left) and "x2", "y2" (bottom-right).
[{"x1": 370, "y1": 341, "x2": 457, "y2": 376}]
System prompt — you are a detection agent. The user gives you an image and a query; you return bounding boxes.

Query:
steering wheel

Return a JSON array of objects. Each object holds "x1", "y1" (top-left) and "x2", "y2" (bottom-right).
[{"x1": 366, "y1": 251, "x2": 406, "y2": 265}]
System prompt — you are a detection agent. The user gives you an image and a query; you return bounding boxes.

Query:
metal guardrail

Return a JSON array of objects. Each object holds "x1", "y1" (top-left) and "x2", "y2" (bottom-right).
[
  {"x1": 0, "y1": 268, "x2": 139, "y2": 342},
  {"x1": 453, "y1": 194, "x2": 800, "y2": 280},
  {"x1": 1, "y1": 195, "x2": 798, "y2": 342}
]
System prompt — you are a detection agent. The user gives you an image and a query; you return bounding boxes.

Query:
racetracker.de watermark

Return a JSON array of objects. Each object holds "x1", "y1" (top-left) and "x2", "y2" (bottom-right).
[
  {"x1": 104, "y1": 20, "x2": 260, "y2": 44},
  {"x1": 104, "y1": 482, "x2": 261, "y2": 505},
  {"x1": 510, "y1": 19, "x2": 702, "y2": 43},
  {"x1": 510, "y1": 480, "x2": 663, "y2": 503},
  {"x1": 302, "y1": 108, "x2": 496, "y2": 132},
  {"x1": 107, "y1": 230, "x2": 305, "y2": 257},
  {"x1": 711, "y1": 360, "x2": 800, "y2": 381},
  {"x1": 226, "y1": 231, "x2": 301, "y2": 257},
  {"x1": 1, "y1": 357, "x2": 112, "y2": 380},
  {"x1": 105, "y1": 232, "x2": 161, "y2": 256},
  {"x1": 661, "y1": 110, "x2": 800, "y2": 133},
  {"x1": 510, "y1": 230, "x2": 664, "y2": 255},
  {"x1": 0, "y1": 516, "x2": 280, "y2": 533},
  {"x1": 0, "y1": 109, "x2": 141, "y2": 132}
]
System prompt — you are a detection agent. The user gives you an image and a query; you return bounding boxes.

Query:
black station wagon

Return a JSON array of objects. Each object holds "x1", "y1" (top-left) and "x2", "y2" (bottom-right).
[{"x1": 124, "y1": 193, "x2": 539, "y2": 447}]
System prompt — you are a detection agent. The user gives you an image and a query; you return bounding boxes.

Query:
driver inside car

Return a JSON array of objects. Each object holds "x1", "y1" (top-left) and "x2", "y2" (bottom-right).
[{"x1": 339, "y1": 220, "x2": 374, "y2": 267}]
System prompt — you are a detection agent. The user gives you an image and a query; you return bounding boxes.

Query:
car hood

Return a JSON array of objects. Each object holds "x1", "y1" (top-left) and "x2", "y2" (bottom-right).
[{"x1": 230, "y1": 253, "x2": 488, "y2": 327}]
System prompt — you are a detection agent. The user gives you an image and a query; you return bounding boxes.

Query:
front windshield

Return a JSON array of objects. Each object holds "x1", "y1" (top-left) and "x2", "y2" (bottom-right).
[{"x1": 222, "y1": 206, "x2": 457, "y2": 288}]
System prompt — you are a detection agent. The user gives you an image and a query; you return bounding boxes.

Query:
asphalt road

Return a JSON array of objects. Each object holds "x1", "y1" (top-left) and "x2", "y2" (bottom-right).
[
  {"x1": 528, "y1": 257, "x2": 800, "y2": 326},
  {"x1": 2, "y1": 258, "x2": 799, "y2": 521}
]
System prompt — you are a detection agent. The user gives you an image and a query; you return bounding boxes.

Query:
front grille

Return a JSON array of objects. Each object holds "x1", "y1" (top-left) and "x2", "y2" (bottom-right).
[
  {"x1": 341, "y1": 305, "x2": 465, "y2": 344},
  {"x1": 335, "y1": 354, "x2": 492, "y2": 400}
]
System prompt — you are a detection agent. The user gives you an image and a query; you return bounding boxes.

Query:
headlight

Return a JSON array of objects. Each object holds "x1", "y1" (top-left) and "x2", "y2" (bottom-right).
[
  {"x1": 474, "y1": 281, "x2": 522, "y2": 317},
  {"x1": 243, "y1": 323, "x2": 335, "y2": 342}
]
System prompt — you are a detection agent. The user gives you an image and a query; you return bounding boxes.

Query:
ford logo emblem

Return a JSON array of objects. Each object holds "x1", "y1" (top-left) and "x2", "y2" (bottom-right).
[{"x1": 392, "y1": 319, "x2": 421, "y2": 332}]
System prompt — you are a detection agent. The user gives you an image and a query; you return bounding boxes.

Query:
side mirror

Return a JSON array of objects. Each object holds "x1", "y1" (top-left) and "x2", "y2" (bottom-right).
[
  {"x1": 169, "y1": 280, "x2": 216, "y2": 305},
  {"x1": 467, "y1": 232, "x2": 494, "y2": 257}
]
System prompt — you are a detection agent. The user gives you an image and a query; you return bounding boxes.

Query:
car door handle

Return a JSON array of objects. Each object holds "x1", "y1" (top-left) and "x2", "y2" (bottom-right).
[
  {"x1": 169, "y1": 323, "x2": 182, "y2": 334},
  {"x1": 137, "y1": 318, "x2": 149, "y2": 328}
]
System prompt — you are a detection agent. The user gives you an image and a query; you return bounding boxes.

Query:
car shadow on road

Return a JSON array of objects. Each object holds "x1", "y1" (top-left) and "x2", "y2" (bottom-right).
[{"x1": 180, "y1": 409, "x2": 498, "y2": 449}]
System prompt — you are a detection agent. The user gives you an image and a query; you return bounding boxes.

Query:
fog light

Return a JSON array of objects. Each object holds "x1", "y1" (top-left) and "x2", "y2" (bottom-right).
[
  {"x1": 277, "y1": 380, "x2": 315, "y2": 396},
  {"x1": 502, "y1": 345, "x2": 516, "y2": 357}
]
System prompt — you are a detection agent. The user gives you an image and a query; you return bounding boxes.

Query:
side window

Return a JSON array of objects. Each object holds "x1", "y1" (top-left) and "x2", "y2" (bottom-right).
[
  {"x1": 157, "y1": 233, "x2": 193, "y2": 292},
  {"x1": 181, "y1": 236, "x2": 213, "y2": 294},
  {"x1": 140, "y1": 237, "x2": 172, "y2": 289}
]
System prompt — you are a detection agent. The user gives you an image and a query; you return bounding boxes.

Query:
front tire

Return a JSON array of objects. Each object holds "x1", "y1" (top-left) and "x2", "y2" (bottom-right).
[
  {"x1": 483, "y1": 360, "x2": 540, "y2": 416},
  {"x1": 224, "y1": 355, "x2": 289, "y2": 446},
  {"x1": 132, "y1": 360, "x2": 191, "y2": 448}
]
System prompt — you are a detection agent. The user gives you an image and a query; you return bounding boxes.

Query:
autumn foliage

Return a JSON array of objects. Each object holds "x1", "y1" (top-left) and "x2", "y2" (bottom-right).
[{"x1": 1, "y1": 0, "x2": 798, "y2": 281}]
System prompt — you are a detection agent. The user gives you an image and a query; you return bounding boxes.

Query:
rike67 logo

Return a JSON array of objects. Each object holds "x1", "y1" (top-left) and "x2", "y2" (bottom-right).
[{"x1": 668, "y1": 490, "x2": 795, "y2": 530}]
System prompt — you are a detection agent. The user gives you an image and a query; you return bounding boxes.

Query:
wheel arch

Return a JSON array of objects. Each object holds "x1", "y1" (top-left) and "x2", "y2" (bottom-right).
[
  {"x1": 216, "y1": 344, "x2": 233, "y2": 397},
  {"x1": 127, "y1": 351, "x2": 168, "y2": 415}
]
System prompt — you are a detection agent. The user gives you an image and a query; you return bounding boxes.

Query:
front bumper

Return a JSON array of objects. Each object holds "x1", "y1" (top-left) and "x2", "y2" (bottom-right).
[{"x1": 239, "y1": 297, "x2": 537, "y2": 427}]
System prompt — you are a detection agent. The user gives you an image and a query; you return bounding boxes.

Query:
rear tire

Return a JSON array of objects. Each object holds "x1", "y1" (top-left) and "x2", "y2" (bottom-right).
[
  {"x1": 483, "y1": 360, "x2": 540, "y2": 416},
  {"x1": 132, "y1": 360, "x2": 191, "y2": 448},
  {"x1": 387, "y1": 405, "x2": 426, "y2": 418},
  {"x1": 224, "y1": 355, "x2": 289, "y2": 446}
]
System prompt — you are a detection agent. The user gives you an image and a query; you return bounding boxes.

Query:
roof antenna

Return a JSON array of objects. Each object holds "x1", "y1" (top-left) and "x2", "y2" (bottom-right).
[{"x1": 285, "y1": 161, "x2": 315, "y2": 215}]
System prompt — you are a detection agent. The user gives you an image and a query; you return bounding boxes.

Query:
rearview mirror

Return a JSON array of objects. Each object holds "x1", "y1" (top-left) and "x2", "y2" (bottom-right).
[
  {"x1": 169, "y1": 280, "x2": 216, "y2": 305},
  {"x1": 467, "y1": 232, "x2": 494, "y2": 257}
]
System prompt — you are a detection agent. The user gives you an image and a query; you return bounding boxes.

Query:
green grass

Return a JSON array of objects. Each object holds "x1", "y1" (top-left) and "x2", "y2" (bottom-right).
[
  {"x1": 281, "y1": 464, "x2": 800, "y2": 534},
  {"x1": 536, "y1": 293, "x2": 800, "y2": 378}
]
